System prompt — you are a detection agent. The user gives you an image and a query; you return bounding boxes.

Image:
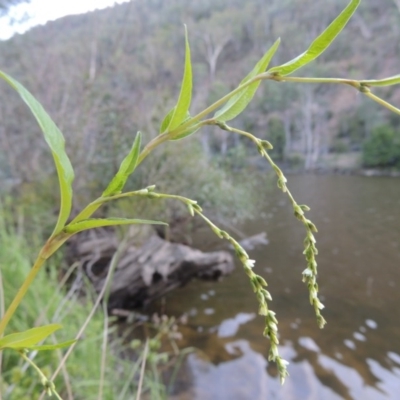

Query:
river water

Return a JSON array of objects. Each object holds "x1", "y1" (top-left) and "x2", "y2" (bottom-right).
[{"x1": 155, "y1": 175, "x2": 400, "y2": 399}]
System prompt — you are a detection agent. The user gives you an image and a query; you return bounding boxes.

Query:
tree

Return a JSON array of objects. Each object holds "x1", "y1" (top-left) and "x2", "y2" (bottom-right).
[{"x1": 362, "y1": 125, "x2": 400, "y2": 168}]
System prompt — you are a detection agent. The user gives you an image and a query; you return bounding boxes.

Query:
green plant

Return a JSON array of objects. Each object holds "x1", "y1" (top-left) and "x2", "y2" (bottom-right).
[
  {"x1": 0, "y1": 204, "x2": 180, "y2": 399},
  {"x1": 362, "y1": 124, "x2": 400, "y2": 168},
  {"x1": 330, "y1": 137, "x2": 350, "y2": 153},
  {"x1": 267, "y1": 118, "x2": 286, "y2": 161},
  {"x1": 1, "y1": 0, "x2": 400, "y2": 394}
]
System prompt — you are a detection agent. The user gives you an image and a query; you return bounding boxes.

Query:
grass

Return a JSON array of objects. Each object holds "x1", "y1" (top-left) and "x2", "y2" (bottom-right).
[{"x1": 0, "y1": 200, "x2": 171, "y2": 399}]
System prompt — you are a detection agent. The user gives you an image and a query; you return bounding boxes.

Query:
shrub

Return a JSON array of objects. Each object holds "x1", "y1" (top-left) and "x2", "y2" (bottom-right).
[{"x1": 362, "y1": 125, "x2": 400, "y2": 168}]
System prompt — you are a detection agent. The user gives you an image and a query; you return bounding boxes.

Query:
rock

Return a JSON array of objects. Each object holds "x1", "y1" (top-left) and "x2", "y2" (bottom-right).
[{"x1": 68, "y1": 230, "x2": 234, "y2": 311}]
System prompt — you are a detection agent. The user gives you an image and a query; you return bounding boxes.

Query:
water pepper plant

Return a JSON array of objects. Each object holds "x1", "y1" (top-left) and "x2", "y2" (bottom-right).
[{"x1": 1, "y1": 0, "x2": 400, "y2": 395}]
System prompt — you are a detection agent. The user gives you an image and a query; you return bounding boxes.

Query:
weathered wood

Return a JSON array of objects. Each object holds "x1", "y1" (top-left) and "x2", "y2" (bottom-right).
[{"x1": 68, "y1": 230, "x2": 234, "y2": 310}]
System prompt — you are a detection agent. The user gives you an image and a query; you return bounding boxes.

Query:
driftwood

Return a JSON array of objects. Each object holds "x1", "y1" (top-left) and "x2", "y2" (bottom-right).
[
  {"x1": 235, "y1": 232, "x2": 269, "y2": 251},
  {"x1": 68, "y1": 230, "x2": 234, "y2": 310}
]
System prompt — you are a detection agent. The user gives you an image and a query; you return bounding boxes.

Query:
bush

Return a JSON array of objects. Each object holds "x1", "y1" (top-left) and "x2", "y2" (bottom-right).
[
  {"x1": 267, "y1": 118, "x2": 286, "y2": 161},
  {"x1": 0, "y1": 203, "x2": 171, "y2": 399},
  {"x1": 362, "y1": 125, "x2": 400, "y2": 169},
  {"x1": 329, "y1": 138, "x2": 349, "y2": 153}
]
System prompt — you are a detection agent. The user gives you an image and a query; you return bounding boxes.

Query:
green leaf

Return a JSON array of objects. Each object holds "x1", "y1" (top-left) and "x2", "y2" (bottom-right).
[
  {"x1": 0, "y1": 70, "x2": 74, "y2": 236},
  {"x1": 0, "y1": 324, "x2": 62, "y2": 350},
  {"x1": 167, "y1": 25, "x2": 192, "y2": 131},
  {"x1": 64, "y1": 218, "x2": 167, "y2": 234},
  {"x1": 169, "y1": 111, "x2": 199, "y2": 140},
  {"x1": 268, "y1": 0, "x2": 360, "y2": 76},
  {"x1": 103, "y1": 132, "x2": 142, "y2": 196},
  {"x1": 170, "y1": 124, "x2": 200, "y2": 141},
  {"x1": 30, "y1": 339, "x2": 77, "y2": 351},
  {"x1": 360, "y1": 74, "x2": 400, "y2": 87},
  {"x1": 160, "y1": 107, "x2": 175, "y2": 133},
  {"x1": 214, "y1": 38, "x2": 280, "y2": 122}
]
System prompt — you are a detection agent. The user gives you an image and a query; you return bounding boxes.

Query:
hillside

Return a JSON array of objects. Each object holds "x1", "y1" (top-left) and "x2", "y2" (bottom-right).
[{"x1": 1, "y1": 0, "x2": 399, "y2": 188}]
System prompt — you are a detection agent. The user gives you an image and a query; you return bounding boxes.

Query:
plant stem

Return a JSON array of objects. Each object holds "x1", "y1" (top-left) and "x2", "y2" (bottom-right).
[
  {"x1": 263, "y1": 74, "x2": 360, "y2": 88},
  {"x1": 19, "y1": 351, "x2": 63, "y2": 400},
  {"x1": 0, "y1": 255, "x2": 46, "y2": 336},
  {"x1": 136, "y1": 132, "x2": 170, "y2": 166},
  {"x1": 46, "y1": 238, "x2": 129, "y2": 389},
  {"x1": 175, "y1": 76, "x2": 258, "y2": 132},
  {"x1": 363, "y1": 91, "x2": 400, "y2": 115},
  {"x1": 260, "y1": 74, "x2": 400, "y2": 115},
  {"x1": 98, "y1": 236, "x2": 128, "y2": 400},
  {"x1": 0, "y1": 270, "x2": 4, "y2": 400},
  {"x1": 135, "y1": 339, "x2": 149, "y2": 400},
  {"x1": 0, "y1": 231, "x2": 71, "y2": 336}
]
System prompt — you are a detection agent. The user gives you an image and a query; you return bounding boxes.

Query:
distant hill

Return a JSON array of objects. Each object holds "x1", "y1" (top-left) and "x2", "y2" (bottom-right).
[{"x1": 0, "y1": 0, "x2": 399, "y2": 181}]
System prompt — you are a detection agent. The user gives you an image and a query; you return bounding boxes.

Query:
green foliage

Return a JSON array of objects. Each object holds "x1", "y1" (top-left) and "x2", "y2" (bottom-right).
[
  {"x1": 338, "y1": 100, "x2": 384, "y2": 148},
  {"x1": 0, "y1": 208, "x2": 171, "y2": 399},
  {"x1": 0, "y1": 324, "x2": 62, "y2": 350},
  {"x1": 64, "y1": 217, "x2": 166, "y2": 234},
  {"x1": 329, "y1": 138, "x2": 349, "y2": 154},
  {"x1": 103, "y1": 131, "x2": 142, "y2": 197},
  {"x1": 360, "y1": 74, "x2": 400, "y2": 87},
  {"x1": 285, "y1": 153, "x2": 305, "y2": 169},
  {"x1": 163, "y1": 25, "x2": 193, "y2": 133},
  {"x1": 214, "y1": 38, "x2": 280, "y2": 122},
  {"x1": 0, "y1": 70, "x2": 74, "y2": 237},
  {"x1": 268, "y1": 0, "x2": 360, "y2": 76},
  {"x1": 116, "y1": 138, "x2": 261, "y2": 226},
  {"x1": 1, "y1": 0, "x2": 400, "y2": 393},
  {"x1": 362, "y1": 125, "x2": 400, "y2": 169},
  {"x1": 1, "y1": 0, "x2": 400, "y2": 184},
  {"x1": 267, "y1": 118, "x2": 286, "y2": 161}
]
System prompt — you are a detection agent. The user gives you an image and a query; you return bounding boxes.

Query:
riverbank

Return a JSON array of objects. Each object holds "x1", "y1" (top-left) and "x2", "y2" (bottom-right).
[{"x1": 253, "y1": 151, "x2": 400, "y2": 177}]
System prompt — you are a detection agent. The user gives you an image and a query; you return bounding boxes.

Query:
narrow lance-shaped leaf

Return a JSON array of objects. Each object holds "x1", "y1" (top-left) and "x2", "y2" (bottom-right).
[
  {"x1": 170, "y1": 123, "x2": 200, "y2": 141},
  {"x1": 30, "y1": 339, "x2": 77, "y2": 351},
  {"x1": 161, "y1": 109, "x2": 199, "y2": 140},
  {"x1": 0, "y1": 324, "x2": 62, "y2": 350},
  {"x1": 170, "y1": 111, "x2": 200, "y2": 140},
  {"x1": 64, "y1": 218, "x2": 167, "y2": 234},
  {"x1": 214, "y1": 38, "x2": 280, "y2": 122},
  {"x1": 360, "y1": 74, "x2": 400, "y2": 87},
  {"x1": 166, "y1": 25, "x2": 193, "y2": 131},
  {"x1": 160, "y1": 107, "x2": 175, "y2": 133},
  {"x1": 0, "y1": 70, "x2": 74, "y2": 236},
  {"x1": 268, "y1": 0, "x2": 360, "y2": 76},
  {"x1": 103, "y1": 131, "x2": 142, "y2": 196}
]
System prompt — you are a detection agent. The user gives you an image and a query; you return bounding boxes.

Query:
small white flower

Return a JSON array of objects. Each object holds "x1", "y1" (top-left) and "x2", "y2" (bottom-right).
[
  {"x1": 279, "y1": 359, "x2": 290, "y2": 367},
  {"x1": 245, "y1": 259, "x2": 256, "y2": 269}
]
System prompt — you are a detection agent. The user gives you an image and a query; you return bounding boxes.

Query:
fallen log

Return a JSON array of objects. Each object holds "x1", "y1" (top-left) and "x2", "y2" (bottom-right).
[{"x1": 68, "y1": 230, "x2": 234, "y2": 310}]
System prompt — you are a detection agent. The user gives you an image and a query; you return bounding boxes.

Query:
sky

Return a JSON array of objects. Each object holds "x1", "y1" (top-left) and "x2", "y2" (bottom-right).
[{"x1": 0, "y1": 0, "x2": 130, "y2": 40}]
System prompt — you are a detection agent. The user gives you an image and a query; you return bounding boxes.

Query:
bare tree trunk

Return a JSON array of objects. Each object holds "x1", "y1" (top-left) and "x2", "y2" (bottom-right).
[
  {"x1": 283, "y1": 110, "x2": 292, "y2": 160},
  {"x1": 311, "y1": 114, "x2": 321, "y2": 168},
  {"x1": 200, "y1": 127, "x2": 211, "y2": 158},
  {"x1": 89, "y1": 40, "x2": 97, "y2": 83},
  {"x1": 393, "y1": 0, "x2": 400, "y2": 13},
  {"x1": 201, "y1": 34, "x2": 231, "y2": 82},
  {"x1": 352, "y1": 13, "x2": 372, "y2": 39},
  {"x1": 219, "y1": 130, "x2": 229, "y2": 155},
  {"x1": 195, "y1": 33, "x2": 231, "y2": 157},
  {"x1": 303, "y1": 89, "x2": 313, "y2": 170}
]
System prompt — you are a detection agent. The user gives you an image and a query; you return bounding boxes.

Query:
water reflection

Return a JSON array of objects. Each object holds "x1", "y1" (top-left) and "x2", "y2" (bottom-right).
[
  {"x1": 174, "y1": 335, "x2": 400, "y2": 400},
  {"x1": 152, "y1": 175, "x2": 400, "y2": 399},
  {"x1": 217, "y1": 313, "x2": 256, "y2": 338}
]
